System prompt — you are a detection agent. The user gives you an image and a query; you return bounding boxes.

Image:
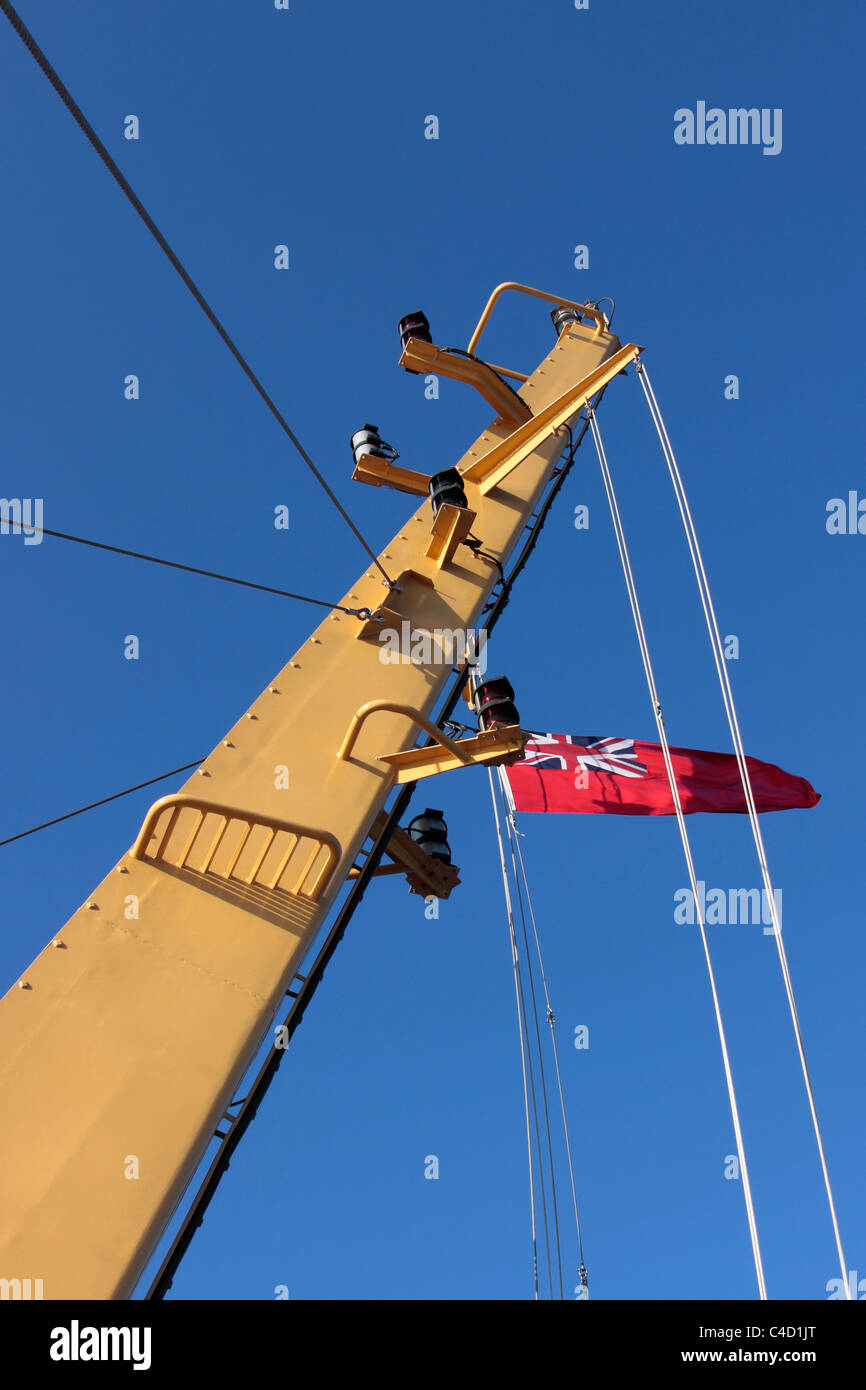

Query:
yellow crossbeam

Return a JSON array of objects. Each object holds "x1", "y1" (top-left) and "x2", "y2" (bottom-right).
[
  {"x1": 351, "y1": 454, "x2": 431, "y2": 496},
  {"x1": 399, "y1": 339, "x2": 532, "y2": 426},
  {"x1": 378, "y1": 725, "x2": 528, "y2": 783},
  {"x1": 425, "y1": 504, "x2": 477, "y2": 569},
  {"x1": 461, "y1": 342, "x2": 641, "y2": 495}
]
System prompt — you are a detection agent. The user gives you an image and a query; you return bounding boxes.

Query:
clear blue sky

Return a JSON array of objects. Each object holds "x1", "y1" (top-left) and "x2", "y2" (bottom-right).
[{"x1": 1, "y1": 0, "x2": 863, "y2": 1301}]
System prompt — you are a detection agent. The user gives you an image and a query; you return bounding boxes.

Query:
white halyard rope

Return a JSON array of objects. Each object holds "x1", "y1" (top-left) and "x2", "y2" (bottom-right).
[
  {"x1": 636, "y1": 361, "x2": 850, "y2": 1298},
  {"x1": 588, "y1": 404, "x2": 768, "y2": 1299},
  {"x1": 498, "y1": 766, "x2": 590, "y2": 1299},
  {"x1": 487, "y1": 767, "x2": 546, "y2": 1299}
]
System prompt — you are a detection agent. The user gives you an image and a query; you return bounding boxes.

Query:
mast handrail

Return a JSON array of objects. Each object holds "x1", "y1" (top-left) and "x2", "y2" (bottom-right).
[
  {"x1": 338, "y1": 700, "x2": 473, "y2": 765},
  {"x1": 467, "y1": 280, "x2": 607, "y2": 358}
]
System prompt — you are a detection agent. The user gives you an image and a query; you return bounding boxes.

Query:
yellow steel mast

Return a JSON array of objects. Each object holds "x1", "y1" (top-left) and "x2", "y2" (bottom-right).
[{"x1": 0, "y1": 283, "x2": 637, "y2": 1298}]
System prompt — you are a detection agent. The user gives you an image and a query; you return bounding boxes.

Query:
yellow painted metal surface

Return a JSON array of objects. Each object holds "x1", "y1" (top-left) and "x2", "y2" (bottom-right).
[
  {"x1": 425, "y1": 504, "x2": 477, "y2": 569},
  {"x1": 0, "y1": 302, "x2": 621, "y2": 1298},
  {"x1": 397, "y1": 338, "x2": 531, "y2": 425}
]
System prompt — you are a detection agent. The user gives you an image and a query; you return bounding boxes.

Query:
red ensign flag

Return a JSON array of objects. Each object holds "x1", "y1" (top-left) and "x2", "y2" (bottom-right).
[{"x1": 505, "y1": 734, "x2": 820, "y2": 816}]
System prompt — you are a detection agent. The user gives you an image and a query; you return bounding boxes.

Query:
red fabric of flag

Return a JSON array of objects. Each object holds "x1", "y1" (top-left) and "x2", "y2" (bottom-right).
[{"x1": 505, "y1": 734, "x2": 820, "y2": 815}]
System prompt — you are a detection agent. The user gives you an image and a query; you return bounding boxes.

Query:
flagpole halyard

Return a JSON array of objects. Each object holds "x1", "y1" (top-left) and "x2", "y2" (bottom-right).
[
  {"x1": 587, "y1": 404, "x2": 769, "y2": 1300},
  {"x1": 636, "y1": 361, "x2": 852, "y2": 1298}
]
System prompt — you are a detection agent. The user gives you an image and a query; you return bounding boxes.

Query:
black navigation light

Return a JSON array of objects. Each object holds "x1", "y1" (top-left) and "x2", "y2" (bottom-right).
[
  {"x1": 473, "y1": 675, "x2": 520, "y2": 731},
  {"x1": 399, "y1": 310, "x2": 432, "y2": 374},
  {"x1": 428, "y1": 467, "x2": 468, "y2": 516},
  {"x1": 407, "y1": 808, "x2": 452, "y2": 863},
  {"x1": 398, "y1": 310, "x2": 432, "y2": 353},
  {"x1": 551, "y1": 305, "x2": 584, "y2": 337},
  {"x1": 350, "y1": 424, "x2": 397, "y2": 469}
]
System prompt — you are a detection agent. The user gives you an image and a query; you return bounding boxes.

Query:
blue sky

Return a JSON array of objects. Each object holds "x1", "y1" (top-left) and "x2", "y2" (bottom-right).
[{"x1": 1, "y1": 0, "x2": 864, "y2": 1300}]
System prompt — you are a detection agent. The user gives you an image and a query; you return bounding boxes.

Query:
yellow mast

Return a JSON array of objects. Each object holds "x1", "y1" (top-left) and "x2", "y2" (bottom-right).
[{"x1": 0, "y1": 284, "x2": 635, "y2": 1298}]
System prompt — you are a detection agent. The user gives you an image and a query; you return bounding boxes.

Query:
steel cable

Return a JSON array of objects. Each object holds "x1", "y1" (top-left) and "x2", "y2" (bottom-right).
[{"x1": 0, "y1": 0, "x2": 392, "y2": 585}]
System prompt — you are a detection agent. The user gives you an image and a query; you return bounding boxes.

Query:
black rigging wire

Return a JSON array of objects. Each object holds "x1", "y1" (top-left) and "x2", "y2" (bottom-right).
[
  {"x1": 463, "y1": 533, "x2": 506, "y2": 592},
  {"x1": 0, "y1": 761, "x2": 205, "y2": 848},
  {"x1": 1, "y1": 423, "x2": 593, "y2": 853},
  {"x1": 0, "y1": 0, "x2": 392, "y2": 588},
  {"x1": 3, "y1": 520, "x2": 371, "y2": 616}
]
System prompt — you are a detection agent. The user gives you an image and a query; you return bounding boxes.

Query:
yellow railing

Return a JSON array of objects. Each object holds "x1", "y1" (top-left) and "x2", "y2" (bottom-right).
[
  {"x1": 337, "y1": 700, "x2": 473, "y2": 766},
  {"x1": 467, "y1": 280, "x2": 607, "y2": 371},
  {"x1": 131, "y1": 794, "x2": 341, "y2": 902}
]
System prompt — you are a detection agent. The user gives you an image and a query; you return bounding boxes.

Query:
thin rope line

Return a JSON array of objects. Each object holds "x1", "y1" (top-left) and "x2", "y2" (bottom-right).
[
  {"x1": 588, "y1": 404, "x2": 768, "y2": 1299},
  {"x1": 499, "y1": 766, "x2": 589, "y2": 1296},
  {"x1": 637, "y1": 360, "x2": 851, "y2": 1298},
  {"x1": 0, "y1": 0, "x2": 392, "y2": 586},
  {"x1": 2, "y1": 520, "x2": 369, "y2": 616},
  {"x1": 512, "y1": 904, "x2": 556, "y2": 1300},
  {"x1": 488, "y1": 767, "x2": 546, "y2": 1300},
  {"x1": 496, "y1": 771, "x2": 565, "y2": 1299}
]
